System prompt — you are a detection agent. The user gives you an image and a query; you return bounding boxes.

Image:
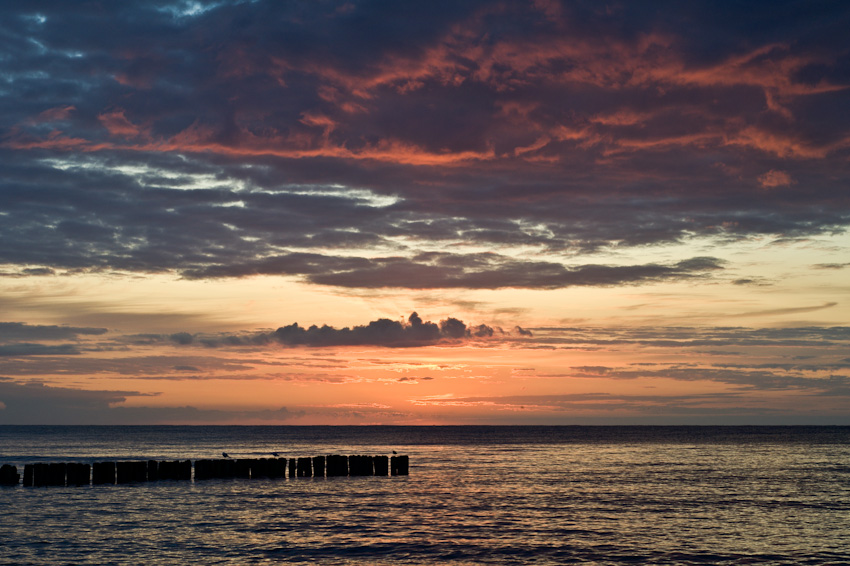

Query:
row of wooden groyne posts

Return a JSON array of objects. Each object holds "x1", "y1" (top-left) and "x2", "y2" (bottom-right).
[{"x1": 0, "y1": 454, "x2": 409, "y2": 487}]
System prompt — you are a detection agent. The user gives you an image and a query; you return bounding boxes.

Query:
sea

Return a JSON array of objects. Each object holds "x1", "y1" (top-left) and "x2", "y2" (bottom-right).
[{"x1": 1, "y1": 426, "x2": 849, "y2": 565}]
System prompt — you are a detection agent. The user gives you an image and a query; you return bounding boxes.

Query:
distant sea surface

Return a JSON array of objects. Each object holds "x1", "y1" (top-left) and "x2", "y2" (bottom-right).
[{"x1": 1, "y1": 426, "x2": 849, "y2": 565}]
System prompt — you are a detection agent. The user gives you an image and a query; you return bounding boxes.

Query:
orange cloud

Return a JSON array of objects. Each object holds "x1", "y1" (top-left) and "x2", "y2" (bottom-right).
[
  {"x1": 3, "y1": 122, "x2": 494, "y2": 166},
  {"x1": 8, "y1": 14, "x2": 848, "y2": 169},
  {"x1": 757, "y1": 169, "x2": 794, "y2": 188},
  {"x1": 28, "y1": 105, "x2": 76, "y2": 124},
  {"x1": 725, "y1": 126, "x2": 830, "y2": 159},
  {"x1": 661, "y1": 44, "x2": 846, "y2": 113},
  {"x1": 98, "y1": 109, "x2": 143, "y2": 138},
  {"x1": 591, "y1": 109, "x2": 655, "y2": 127}
]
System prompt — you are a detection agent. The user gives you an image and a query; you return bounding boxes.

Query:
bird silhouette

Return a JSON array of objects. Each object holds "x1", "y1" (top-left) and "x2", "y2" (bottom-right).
[
  {"x1": 222, "y1": 452, "x2": 229, "y2": 458},
  {"x1": 271, "y1": 452, "x2": 279, "y2": 457},
  {"x1": 392, "y1": 450, "x2": 397, "y2": 454}
]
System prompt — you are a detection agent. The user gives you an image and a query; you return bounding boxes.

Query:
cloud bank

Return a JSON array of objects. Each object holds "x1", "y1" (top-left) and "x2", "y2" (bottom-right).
[
  {"x1": 0, "y1": 1, "x2": 847, "y2": 289},
  {"x1": 168, "y1": 312, "x2": 510, "y2": 348}
]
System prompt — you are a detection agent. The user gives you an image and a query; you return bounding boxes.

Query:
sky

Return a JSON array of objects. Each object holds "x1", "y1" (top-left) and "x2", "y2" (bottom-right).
[{"x1": 1, "y1": 0, "x2": 849, "y2": 425}]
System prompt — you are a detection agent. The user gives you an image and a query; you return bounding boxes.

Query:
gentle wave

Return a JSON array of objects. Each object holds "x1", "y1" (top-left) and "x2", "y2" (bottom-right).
[{"x1": 1, "y1": 426, "x2": 849, "y2": 565}]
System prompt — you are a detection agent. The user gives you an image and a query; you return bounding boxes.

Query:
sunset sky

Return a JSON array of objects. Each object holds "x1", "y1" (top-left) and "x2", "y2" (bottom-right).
[{"x1": 1, "y1": 0, "x2": 849, "y2": 424}]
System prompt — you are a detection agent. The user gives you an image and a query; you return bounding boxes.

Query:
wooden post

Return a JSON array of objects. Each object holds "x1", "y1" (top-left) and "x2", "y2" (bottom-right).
[
  {"x1": 158, "y1": 460, "x2": 189, "y2": 481},
  {"x1": 194, "y1": 459, "x2": 209, "y2": 481},
  {"x1": 391, "y1": 455, "x2": 409, "y2": 476},
  {"x1": 312, "y1": 455, "x2": 325, "y2": 478},
  {"x1": 326, "y1": 455, "x2": 348, "y2": 477},
  {"x1": 374, "y1": 455, "x2": 389, "y2": 476},
  {"x1": 32, "y1": 463, "x2": 49, "y2": 487},
  {"x1": 0, "y1": 464, "x2": 19, "y2": 486},
  {"x1": 135, "y1": 461, "x2": 147, "y2": 482},
  {"x1": 157, "y1": 460, "x2": 173, "y2": 480},
  {"x1": 46, "y1": 462, "x2": 66, "y2": 486},
  {"x1": 147, "y1": 460, "x2": 159, "y2": 482},
  {"x1": 115, "y1": 461, "x2": 147, "y2": 483},
  {"x1": 92, "y1": 461, "x2": 115, "y2": 485},
  {"x1": 270, "y1": 457, "x2": 286, "y2": 479},
  {"x1": 296, "y1": 457, "x2": 312, "y2": 477},
  {"x1": 206, "y1": 459, "x2": 218, "y2": 480},
  {"x1": 23, "y1": 464, "x2": 33, "y2": 487},
  {"x1": 349, "y1": 455, "x2": 374, "y2": 476},
  {"x1": 116, "y1": 461, "x2": 134, "y2": 484},
  {"x1": 66, "y1": 463, "x2": 91, "y2": 486},
  {"x1": 178, "y1": 460, "x2": 191, "y2": 481},
  {"x1": 250, "y1": 458, "x2": 269, "y2": 479},
  {"x1": 349, "y1": 455, "x2": 361, "y2": 476},
  {"x1": 234, "y1": 459, "x2": 251, "y2": 479},
  {"x1": 288, "y1": 458, "x2": 296, "y2": 478}
]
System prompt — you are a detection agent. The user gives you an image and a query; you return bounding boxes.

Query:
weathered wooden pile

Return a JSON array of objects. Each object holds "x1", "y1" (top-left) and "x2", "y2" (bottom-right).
[
  {"x1": 0, "y1": 455, "x2": 409, "y2": 487},
  {"x1": 0, "y1": 464, "x2": 19, "y2": 486}
]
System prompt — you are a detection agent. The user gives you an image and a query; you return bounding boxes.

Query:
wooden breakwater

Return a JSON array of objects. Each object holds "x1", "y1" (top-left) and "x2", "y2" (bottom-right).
[{"x1": 0, "y1": 455, "x2": 409, "y2": 487}]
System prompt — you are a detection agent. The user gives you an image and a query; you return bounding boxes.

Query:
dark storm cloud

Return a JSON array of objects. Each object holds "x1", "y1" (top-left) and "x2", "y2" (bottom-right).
[{"x1": 1, "y1": 1, "x2": 849, "y2": 288}]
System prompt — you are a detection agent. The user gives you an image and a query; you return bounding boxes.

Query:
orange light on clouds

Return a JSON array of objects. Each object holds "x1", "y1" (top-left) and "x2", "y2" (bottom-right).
[{"x1": 1, "y1": 1, "x2": 849, "y2": 424}]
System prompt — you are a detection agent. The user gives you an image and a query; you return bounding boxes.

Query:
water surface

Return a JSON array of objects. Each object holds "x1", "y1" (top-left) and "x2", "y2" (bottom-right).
[{"x1": 1, "y1": 426, "x2": 848, "y2": 565}]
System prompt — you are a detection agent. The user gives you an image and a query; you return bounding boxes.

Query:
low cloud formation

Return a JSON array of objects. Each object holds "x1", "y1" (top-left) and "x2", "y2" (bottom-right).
[
  {"x1": 164, "y1": 312, "x2": 515, "y2": 348},
  {"x1": 397, "y1": 376, "x2": 434, "y2": 384},
  {"x1": 186, "y1": 252, "x2": 724, "y2": 289},
  {"x1": 728, "y1": 302, "x2": 838, "y2": 318},
  {"x1": 531, "y1": 325, "x2": 850, "y2": 348},
  {"x1": 0, "y1": 322, "x2": 107, "y2": 341},
  {"x1": 0, "y1": 379, "x2": 298, "y2": 424},
  {"x1": 0, "y1": 343, "x2": 80, "y2": 356},
  {"x1": 0, "y1": 322, "x2": 107, "y2": 357},
  {"x1": 408, "y1": 390, "x2": 850, "y2": 424},
  {"x1": 272, "y1": 312, "x2": 493, "y2": 347}
]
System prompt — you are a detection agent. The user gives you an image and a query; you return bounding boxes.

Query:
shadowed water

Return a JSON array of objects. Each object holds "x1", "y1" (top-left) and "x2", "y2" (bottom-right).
[{"x1": 1, "y1": 426, "x2": 848, "y2": 565}]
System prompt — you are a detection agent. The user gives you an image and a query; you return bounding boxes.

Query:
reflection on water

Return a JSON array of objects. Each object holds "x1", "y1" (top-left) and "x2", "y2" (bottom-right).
[{"x1": 1, "y1": 426, "x2": 849, "y2": 565}]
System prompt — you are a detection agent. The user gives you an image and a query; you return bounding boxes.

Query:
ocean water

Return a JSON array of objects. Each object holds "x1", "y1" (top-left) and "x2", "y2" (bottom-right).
[{"x1": 1, "y1": 426, "x2": 849, "y2": 565}]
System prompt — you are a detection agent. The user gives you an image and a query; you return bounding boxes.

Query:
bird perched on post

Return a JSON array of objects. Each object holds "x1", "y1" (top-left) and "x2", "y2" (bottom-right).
[{"x1": 222, "y1": 452, "x2": 229, "y2": 458}]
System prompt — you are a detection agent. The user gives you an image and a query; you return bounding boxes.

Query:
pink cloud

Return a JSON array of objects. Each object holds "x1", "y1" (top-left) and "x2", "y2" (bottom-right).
[
  {"x1": 28, "y1": 105, "x2": 76, "y2": 124},
  {"x1": 725, "y1": 126, "x2": 831, "y2": 159},
  {"x1": 98, "y1": 109, "x2": 142, "y2": 138},
  {"x1": 3, "y1": 121, "x2": 495, "y2": 167},
  {"x1": 758, "y1": 169, "x2": 795, "y2": 188}
]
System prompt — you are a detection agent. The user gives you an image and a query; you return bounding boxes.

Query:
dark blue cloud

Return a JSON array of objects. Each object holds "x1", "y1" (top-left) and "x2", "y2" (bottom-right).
[{"x1": 0, "y1": 0, "x2": 848, "y2": 288}]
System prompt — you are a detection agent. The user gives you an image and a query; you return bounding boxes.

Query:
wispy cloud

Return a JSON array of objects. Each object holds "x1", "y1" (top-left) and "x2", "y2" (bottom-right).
[{"x1": 0, "y1": 379, "x2": 298, "y2": 424}]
